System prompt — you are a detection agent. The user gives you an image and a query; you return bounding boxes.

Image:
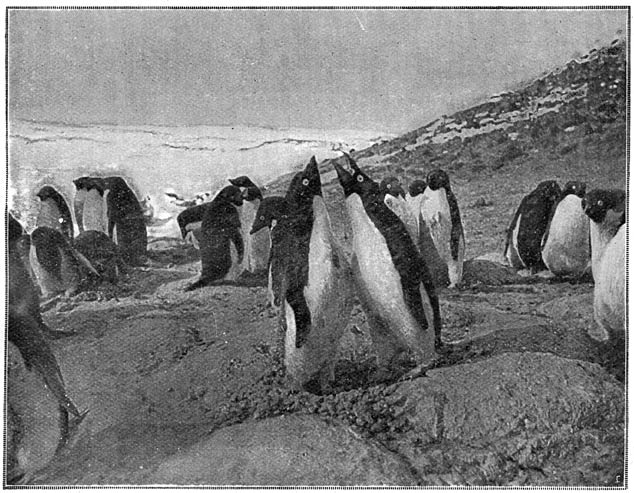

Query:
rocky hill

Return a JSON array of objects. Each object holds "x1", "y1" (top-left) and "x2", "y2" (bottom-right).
[
  {"x1": 353, "y1": 37, "x2": 626, "y2": 177},
  {"x1": 266, "y1": 36, "x2": 627, "y2": 258}
]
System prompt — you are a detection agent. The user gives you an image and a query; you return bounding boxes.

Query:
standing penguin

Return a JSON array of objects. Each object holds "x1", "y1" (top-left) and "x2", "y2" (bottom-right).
[
  {"x1": 276, "y1": 156, "x2": 353, "y2": 392},
  {"x1": 504, "y1": 180, "x2": 561, "y2": 273},
  {"x1": 541, "y1": 181, "x2": 591, "y2": 278},
  {"x1": 8, "y1": 215, "x2": 85, "y2": 482},
  {"x1": 582, "y1": 189, "x2": 626, "y2": 341},
  {"x1": 405, "y1": 179, "x2": 427, "y2": 233},
  {"x1": 73, "y1": 177, "x2": 109, "y2": 234},
  {"x1": 103, "y1": 176, "x2": 147, "y2": 266},
  {"x1": 36, "y1": 185, "x2": 74, "y2": 241},
  {"x1": 333, "y1": 154, "x2": 441, "y2": 372},
  {"x1": 420, "y1": 169, "x2": 465, "y2": 288},
  {"x1": 184, "y1": 186, "x2": 245, "y2": 291},
  {"x1": 29, "y1": 226, "x2": 99, "y2": 299},
  {"x1": 228, "y1": 176, "x2": 271, "y2": 274},
  {"x1": 250, "y1": 196, "x2": 289, "y2": 308}
]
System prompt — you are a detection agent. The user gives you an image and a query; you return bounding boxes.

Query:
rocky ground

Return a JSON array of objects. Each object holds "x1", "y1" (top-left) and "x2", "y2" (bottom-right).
[
  {"x1": 17, "y1": 40, "x2": 629, "y2": 487},
  {"x1": 29, "y1": 177, "x2": 625, "y2": 486}
]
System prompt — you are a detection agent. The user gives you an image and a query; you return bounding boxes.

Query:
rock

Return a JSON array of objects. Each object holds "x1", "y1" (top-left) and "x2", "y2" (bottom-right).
[
  {"x1": 38, "y1": 415, "x2": 418, "y2": 486},
  {"x1": 152, "y1": 415, "x2": 418, "y2": 485},
  {"x1": 462, "y1": 259, "x2": 521, "y2": 286},
  {"x1": 384, "y1": 352, "x2": 624, "y2": 486}
]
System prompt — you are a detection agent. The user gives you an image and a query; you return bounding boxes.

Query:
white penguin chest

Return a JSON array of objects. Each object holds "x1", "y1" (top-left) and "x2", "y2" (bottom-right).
[
  {"x1": 346, "y1": 195, "x2": 403, "y2": 301},
  {"x1": 305, "y1": 197, "x2": 334, "y2": 311}
]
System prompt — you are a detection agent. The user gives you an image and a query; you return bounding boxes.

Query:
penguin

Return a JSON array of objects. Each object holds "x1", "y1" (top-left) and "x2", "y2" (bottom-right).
[
  {"x1": 405, "y1": 179, "x2": 427, "y2": 234},
  {"x1": 420, "y1": 169, "x2": 465, "y2": 288},
  {"x1": 184, "y1": 185, "x2": 245, "y2": 291},
  {"x1": 540, "y1": 181, "x2": 591, "y2": 277},
  {"x1": 36, "y1": 185, "x2": 74, "y2": 241},
  {"x1": 73, "y1": 230, "x2": 124, "y2": 284},
  {"x1": 29, "y1": 226, "x2": 99, "y2": 299},
  {"x1": 405, "y1": 179, "x2": 450, "y2": 288},
  {"x1": 228, "y1": 175, "x2": 271, "y2": 274},
  {"x1": 504, "y1": 180, "x2": 562, "y2": 272},
  {"x1": 276, "y1": 156, "x2": 353, "y2": 392},
  {"x1": 8, "y1": 215, "x2": 86, "y2": 482},
  {"x1": 103, "y1": 176, "x2": 147, "y2": 266},
  {"x1": 333, "y1": 154, "x2": 441, "y2": 372},
  {"x1": 73, "y1": 177, "x2": 109, "y2": 234},
  {"x1": 250, "y1": 196, "x2": 289, "y2": 308},
  {"x1": 582, "y1": 189, "x2": 626, "y2": 341},
  {"x1": 379, "y1": 176, "x2": 419, "y2": 243}
]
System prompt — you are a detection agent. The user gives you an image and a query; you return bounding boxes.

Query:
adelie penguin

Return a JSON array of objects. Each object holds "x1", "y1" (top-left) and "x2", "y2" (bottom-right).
[
  {"x1": 420, "y1": 169, "x2": 465, "y2": 288},
  {"x1": 104, "y1": 176, "x2": 148, "y2": 266},
  {"x1": 36, "y1": 185, "x2": 74, "y2": 241},
  {"x1": 73, "y1": 230, "x2": 125, "y2": 284},
  {"x1": 582, "y1": 189, "x2": 626, "y2": 341},
  {"x1": 379, "y1": 176, "x2": 419, "y2": 245},
  {"x1": 541, "y1": 181, "x2": 591, "y2": 278},
  {"x1": 406, "y1": 178, "x2": 450, "y2": 288},
  {"x1": 229, "y1": 175, "x2": 271, "y2": 274},
  {"x1": 73, "y1": 177, "x2": 109, "y2": 234},
  {"x1": 504, "y1": 180, "x2": 561, "y2": 273},
  {"x1": 250, "y1": 196, "x2": 289, "y2": 308},
  {"x1": 333, "y1": 154, "x2": 441, "y2": 372},
  {"x1": 276, "y1": 156, "x2": 353, "y2": 392},
  {"x1": 7, "y1": 214, "x2": 86, "y2": 483},
  {"x1": 184, "y1": 185, "x2": 245, "y2": 291},
  {"x1": 29, "y1": 226, "x2": 100, "y2": 299}
]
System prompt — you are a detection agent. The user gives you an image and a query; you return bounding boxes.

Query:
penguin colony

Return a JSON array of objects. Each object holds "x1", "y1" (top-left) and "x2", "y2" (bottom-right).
[{"x1": 6, "y1": 153, "x2": 626, "y2": 481}]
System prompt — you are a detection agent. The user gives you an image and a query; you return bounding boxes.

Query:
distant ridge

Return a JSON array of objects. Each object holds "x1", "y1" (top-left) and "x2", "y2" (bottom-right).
[{"x1": 352, "y1": 37, "x2": 626, "y2": 174}]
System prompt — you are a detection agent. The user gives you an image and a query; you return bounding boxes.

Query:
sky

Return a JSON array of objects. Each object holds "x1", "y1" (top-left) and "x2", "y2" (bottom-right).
[{"x1": 7, "y1": 8, "x2": 627, "y2": 133}]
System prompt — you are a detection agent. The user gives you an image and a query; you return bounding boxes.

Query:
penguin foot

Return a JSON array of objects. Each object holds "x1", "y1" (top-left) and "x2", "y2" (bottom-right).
[{"x1": 184, "y1": 278, "x2": 212, "y2": 292}]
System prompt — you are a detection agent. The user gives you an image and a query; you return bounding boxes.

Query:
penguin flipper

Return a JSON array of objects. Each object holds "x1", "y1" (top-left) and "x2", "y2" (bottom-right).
[
  {"x1": 71, "y1": 248, "x2": 101, "y2": 278},
  {"x1": 504, "y1": 203, "x2": 523, "y2": 257},
  {"x1": 285, "y1": 287, "x2": 312, "y2": 348},
  {"x1": 447, "y1": 191, "x2": 464, "y2": 261},
  {"x1": 8, "y1": 312, "x2": 83, "y2": 419},
  {"x1": 228, "y1": 227, "x2": 245, "y2": 263}
]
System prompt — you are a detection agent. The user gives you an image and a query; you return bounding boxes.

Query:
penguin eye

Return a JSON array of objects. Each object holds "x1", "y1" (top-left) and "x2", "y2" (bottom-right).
[
  {"x1": 598, "y1": 200, "x2": 604, "y2": 207},
  {"x1": 387, "y1": 183, "x2": 391, "y2": 188},
  {"x1": 302, "y1": 178, "x2": 310, "y2": 186},
  {"x1": 58, "y1": 218, "x2": 64, "y2": 223},
  {"x1": 260, "y1": 215, "x2": 265, "y2": 221},
  {"x1": 357, "y1": 175, "x2": 364, "y2": 182}
]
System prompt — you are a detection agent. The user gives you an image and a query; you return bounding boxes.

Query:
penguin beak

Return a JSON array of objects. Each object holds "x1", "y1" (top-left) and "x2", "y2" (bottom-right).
[
  {"x1": 333, "y1": 161, "x2": 354, "y2": 188},
  {"x1": 304, "y1": 156, "x2": 319, "y2": 179}
]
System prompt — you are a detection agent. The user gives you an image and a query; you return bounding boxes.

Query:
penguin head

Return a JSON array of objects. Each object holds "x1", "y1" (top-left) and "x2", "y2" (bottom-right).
[
  {"x1": 408, "y1": 179, "x2": 427, "y2": 197},
  {"x1": 332, "y1": 153, "x2": 379, "y2": 198},
  {"x1": 426, "y1": 169, "x2": 451, "y2": 191},
  {"x1": 103, "y1": 176, "x2": 130, "y2": 192},
  {"x1": 534, "y1": 180, "x2": 562, "y2": 203},
  {"x1": 242, "y1": 186, "x2": 264, "y2": 202},
  {"x1": 228, "y1": 175, "x2": 257, "y2": 189},
  {"x1": 380, "y1": 176, "x2": 406, "y2": 198},
  {"x1": 73, "y1": 177, "x2": 92, "y2": 190},
  {"x1": 285, "y1": 156, "x2": 322, "y2": 207},
  {"x1": 36, "y1": 185, "x2": 60, "y2": 202},
  {"x1": 217, "y1": 185, "x2": 244, "y2": 207},
  {"x1": 561, "y1": 181, "x2": 586, "y2": 199},
  {"x1": 251, "y1": 196, "x2": 288, "y2": 234},
  {"x1": 86, "y1": 178, "x2": 106, "y2": 194},
  {"x1": 582, "y1": 189, "x2": 626, "y2": 225}
]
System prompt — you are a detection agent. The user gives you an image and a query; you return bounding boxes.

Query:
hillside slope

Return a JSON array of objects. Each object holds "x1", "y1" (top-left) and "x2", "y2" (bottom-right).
[{"x1": 267, "y1": 37, "x2": 627, "y2": 258}]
